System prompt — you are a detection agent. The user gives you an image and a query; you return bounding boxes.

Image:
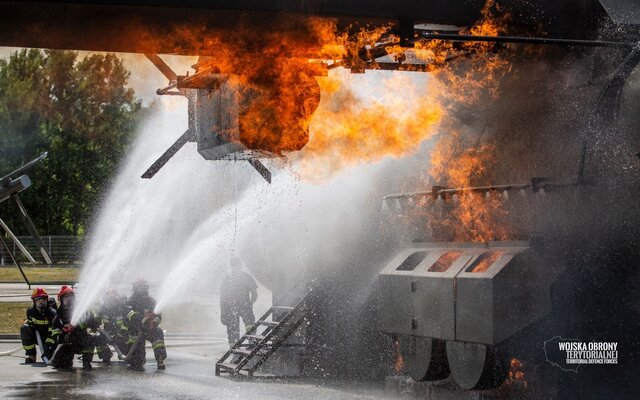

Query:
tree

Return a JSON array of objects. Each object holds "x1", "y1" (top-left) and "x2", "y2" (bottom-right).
[{"x1": 0, "y1": 49, "x2": 143, "y2": 236}]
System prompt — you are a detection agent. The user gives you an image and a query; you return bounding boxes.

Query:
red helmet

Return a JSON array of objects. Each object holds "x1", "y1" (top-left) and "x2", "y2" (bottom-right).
[
  {"x1": 57, "y1": 285, "x2": 74, "y2": 301},
  {"x1": 31, "y1": 287, "x2": 48, "y2": 301}
]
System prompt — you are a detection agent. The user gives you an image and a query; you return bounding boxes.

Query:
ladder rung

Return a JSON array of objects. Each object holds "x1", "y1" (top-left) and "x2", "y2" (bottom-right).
[
  {"x1": 246, "y1": 334, "x2": 266, "y2": 341},
  {"x1": 258, "y1": 321, "x2": 279, "y2": 327},
  {"x1": 231, "y1": 348, "x2": 261, "y2": 356},
  {"x1": 217, "y1": 362, "x2": 238, "y2": 370}
]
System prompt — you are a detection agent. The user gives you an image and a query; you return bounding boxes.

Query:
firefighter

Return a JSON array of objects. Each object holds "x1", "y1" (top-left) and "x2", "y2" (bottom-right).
[
  {"x1": 50, "y1": 286, "x2": 100, "y2": 370},
  {"x1": 20, "y1": 287, "x2": 57, "y2": 363},
  {"x1": 220, "y1": 257, "x2": 258, "y2": 346},
  {"x1": 96, "y1": 287, "x2": 129, "y2": 365},
  {"x1": 124, "y1": 279, "x2": 166, "y2": 370}
]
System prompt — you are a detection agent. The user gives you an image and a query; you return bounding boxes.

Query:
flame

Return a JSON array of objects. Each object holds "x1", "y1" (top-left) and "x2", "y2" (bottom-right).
[
  {"x1": 393, "y1": 336, "x2": 405, "y2": 374},
  {"x1": 469, "y1": 251, "x2": 503, "y2": 273},
  {"x1": 124, "y1": 0, "x2": 517, "y2": 204},
  {"x1": 429, "y1": 141, "x2": 513, "y2": 242},
  {"x1": 129, "y1": 15, "x2": 332, "y2": 155},
  {"x1": 429, "y1": 251, "x2": 463, "y2": 272},
  {"x1": 418, "y1": 0, "x2": 515, "y2": 242},
  {"x1": 298, "y1": 70, "x2": 443, "y2": 179},
  {"x1": 506, "y1": 358, "x2": 528, "y2": 389}
]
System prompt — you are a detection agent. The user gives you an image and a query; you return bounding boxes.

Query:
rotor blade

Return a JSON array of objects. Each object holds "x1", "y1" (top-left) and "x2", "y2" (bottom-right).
[
  {"x1": 0, "y1": 217, "x2": 36, "y2": 264},
  {"x1": 0, "y1": 152, "x2": 47, "y2": 184},
  {"x1": 247, "y1": 159, "x2": 272, "y2": 183},
  {"x1": 12, "y1": 195, "x2": 53, "y2": 264},
  {"x1": 145, "y1": 54, "x2": 178, "y2": 82},
  {"x1": 141, "y1": 130, "x2": 193, "y2": 179},
  {"x1": 0, "y1": 234, "x2": 30, "y2": 287}
]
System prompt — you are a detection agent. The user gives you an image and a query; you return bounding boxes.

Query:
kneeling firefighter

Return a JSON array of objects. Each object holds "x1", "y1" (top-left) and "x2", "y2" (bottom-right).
[
  {"x1": 20, "y1": 287, "x2": 57, "y2": 363},
  {"x1": 125, "y1": 279, "x2": 166, "y2": 370},
  {"x1": 50, "y1": 286, "x2": 100, "y2": 370},
  {"x1": 96, "y1": 287, "x2": 130, "y2": 364}
]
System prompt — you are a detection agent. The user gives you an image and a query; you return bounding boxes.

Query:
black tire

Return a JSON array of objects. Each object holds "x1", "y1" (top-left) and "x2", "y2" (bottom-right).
[{"x1": 446, "y1": 341, "x2": 509, "y2": 390}]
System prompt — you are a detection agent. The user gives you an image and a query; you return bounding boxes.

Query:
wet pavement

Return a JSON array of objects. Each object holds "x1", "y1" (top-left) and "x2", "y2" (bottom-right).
[
  {"x1": 0, "y1": 283, "x2": 61, "y2": 302},
  {"x1": 0, "y1": 339, "x2": 400, "y2": 400}
]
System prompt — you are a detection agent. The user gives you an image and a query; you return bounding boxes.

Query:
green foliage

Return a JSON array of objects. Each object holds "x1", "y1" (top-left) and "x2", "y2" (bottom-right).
[{"x1": 0, "y1": 49, "x2": 143, "y2": 236}]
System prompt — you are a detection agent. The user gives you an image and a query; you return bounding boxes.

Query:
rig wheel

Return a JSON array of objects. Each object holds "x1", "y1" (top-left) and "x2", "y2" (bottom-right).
[
  {"x1": 446, "y1": 341, "x2": 509, "y2": 390},
  {"x1": 399, "y1": 336, "x2": 450, "y2": 381}
]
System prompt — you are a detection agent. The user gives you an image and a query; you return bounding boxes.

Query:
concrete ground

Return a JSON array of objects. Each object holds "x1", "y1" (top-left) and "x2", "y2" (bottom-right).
[
  {"x1": 0, "y1": 338, "x2": 400, "y2": 399},
  {"x1": 0, "y1": 282, "x2": 401, "y2": 399}
]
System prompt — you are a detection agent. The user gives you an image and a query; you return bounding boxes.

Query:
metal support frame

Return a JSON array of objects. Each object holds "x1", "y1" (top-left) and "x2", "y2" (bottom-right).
[{"x1": 0, "y1": 234, "x2": 30, "y2": 288}]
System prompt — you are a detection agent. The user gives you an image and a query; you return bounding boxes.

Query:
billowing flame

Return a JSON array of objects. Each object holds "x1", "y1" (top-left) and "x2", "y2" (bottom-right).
[
  {"x1": 298, "y1": 70, "x2": 443, "y2": 178},
  {"x1": 130, "y1": 0, "x2": 517, "y2": 244},
  {"x1": 420, "y1": 0, "x2": 514, "y2": 242}
]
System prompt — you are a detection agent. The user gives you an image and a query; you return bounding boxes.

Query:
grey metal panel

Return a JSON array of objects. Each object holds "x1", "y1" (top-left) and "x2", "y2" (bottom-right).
[
  {"x1": 379, "y1": 248, "x2": 431, "y2": 335},
  {"x1": 413, "y1": 253, "x2": 473, "y2": 340},
  {"x1": 194, "y1": 79, "x2": 245, "y2": 160},
  {"x1": 455, "y1": 274, "x2": 494, "y2": 344},
  {"x1": 379, "y1": 246, "x2": 472, "y2": 339},
  {"x1": 379, "y1": 242, "x2": 552, "y2": 346},
  {"x1": 491, "y1": 251, "x2": 551, "y2": 344},
  {"x1": 454, "y1": 246, "x2": 552, "y2": 345},
  {"x1": 379, "y1": 274, "x2": 415, "y2": 335}
]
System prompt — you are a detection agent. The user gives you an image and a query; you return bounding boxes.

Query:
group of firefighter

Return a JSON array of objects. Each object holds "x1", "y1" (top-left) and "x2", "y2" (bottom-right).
[
  {"x1": 19, "y1": 279, "x2": 167, "y2": 371},
  {"x1": 19, "y1": 257, "x2": 258, "y2": 372}
]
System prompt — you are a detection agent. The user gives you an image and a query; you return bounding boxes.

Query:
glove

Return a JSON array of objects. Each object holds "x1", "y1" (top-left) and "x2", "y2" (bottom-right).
[
  {"x1": 144, "y1": 311, "x2": 159, "y2": 327},
  {"x1": 62, "y1": 324, "x2": 75, "y2": 334}
]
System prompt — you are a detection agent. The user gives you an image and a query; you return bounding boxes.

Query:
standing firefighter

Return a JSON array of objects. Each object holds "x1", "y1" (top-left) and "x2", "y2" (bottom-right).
[
  {"x1": 124, "y1": 279, "x2": 166, "y2": 370},
  {"x1": 96, "y1": 288, "x2": 129, "y2": 365},
  {"x1": 50, "y1": 286, "x2": 100, "y2": 370},
  {"x1": 220, "y1": 257, "x2": 258, "y2": 346},
  {"x1": 20, "y1": 287, "x2": 57, "y2": 363}
]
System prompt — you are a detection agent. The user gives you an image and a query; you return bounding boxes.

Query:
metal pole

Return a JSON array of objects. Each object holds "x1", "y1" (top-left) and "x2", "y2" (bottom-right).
[
  {"x1": 0, "y1": 234, "x2": 30, "y2": 288},
  {"x1": 416, "y1": 33, "x2": 634, "y2": 48}
]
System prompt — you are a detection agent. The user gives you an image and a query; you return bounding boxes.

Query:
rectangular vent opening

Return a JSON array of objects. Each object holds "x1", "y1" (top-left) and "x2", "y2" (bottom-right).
[
  {"x1": 428, "y1": 251, "x2": 463, "y2": 272},
  {"x1": 396, "y1": 251, "x2": 429, "y2": 271},
  {"x1": 466, "y1": 251, "x2": 504, "y2": 273}
]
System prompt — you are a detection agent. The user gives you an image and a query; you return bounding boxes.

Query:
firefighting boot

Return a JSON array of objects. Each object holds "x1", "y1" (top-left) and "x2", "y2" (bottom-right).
[
  {"x1": 82, "y1": 354, "x2": 93, "y2": 371},
  {"x1": 157, "y1": 359, "x2": 166, "y2": 370},
  {"x1": 25, "y1": 354, "x2": 37, "y2": 364},
  {"x1": 102, "y1": 348, "x2": 113, "y2": 366}
]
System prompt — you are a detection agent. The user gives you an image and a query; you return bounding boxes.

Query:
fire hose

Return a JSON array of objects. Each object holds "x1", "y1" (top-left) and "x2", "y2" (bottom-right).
[
  {"x1": 0, "y1": 346, "x2": 21, "y2": 356},
  {"x1": 35, "y1": 331, "x2": 50, "y2": 365},
  {"x1": 97, "y1": 327, "x2": 125, "y2": 360}
]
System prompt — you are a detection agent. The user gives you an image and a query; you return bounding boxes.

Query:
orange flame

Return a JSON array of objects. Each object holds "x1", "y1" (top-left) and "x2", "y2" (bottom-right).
[
  {"x1": 125, "y1": 0, "x2": 517, "y2": 213},
  {"x1": 393, "y1": 337, "x2": 405, "y2": 374},
  {"x1": 506, "y1": 358, "x2": 528, "y2": 389},
  {"x1": 419, "y1": 0, "x2": 515, "y2": 242},
  {"x1": 298, "y1": 70, "x2": 443, "y2": 179}
]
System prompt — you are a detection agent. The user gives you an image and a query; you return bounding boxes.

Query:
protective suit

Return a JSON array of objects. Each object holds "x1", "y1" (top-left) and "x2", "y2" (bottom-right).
[
  {"x1": 20, "y1": 287, "x2": 57, "y2": 363},
  {"x1": 220, "y1": 257, "x2": 258, "y2": 345}
]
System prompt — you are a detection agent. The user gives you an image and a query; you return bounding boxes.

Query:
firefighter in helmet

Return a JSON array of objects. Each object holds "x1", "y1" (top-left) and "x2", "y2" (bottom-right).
[
  {"x1": 124, "y1": 279, "x2": 166, "y2": 370},
  {"x1": 50, "y1": 285, "x2": 100, "y2": 370},
  {"x1": 220, "y1": 257, "x2": 258, "y2": 346},
  {"x1": 96, "y1": 287, "x2": 129, "y2": 364},
  {"x1": 20, "y1": 287, "x2": 57, "y2": 364}
]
